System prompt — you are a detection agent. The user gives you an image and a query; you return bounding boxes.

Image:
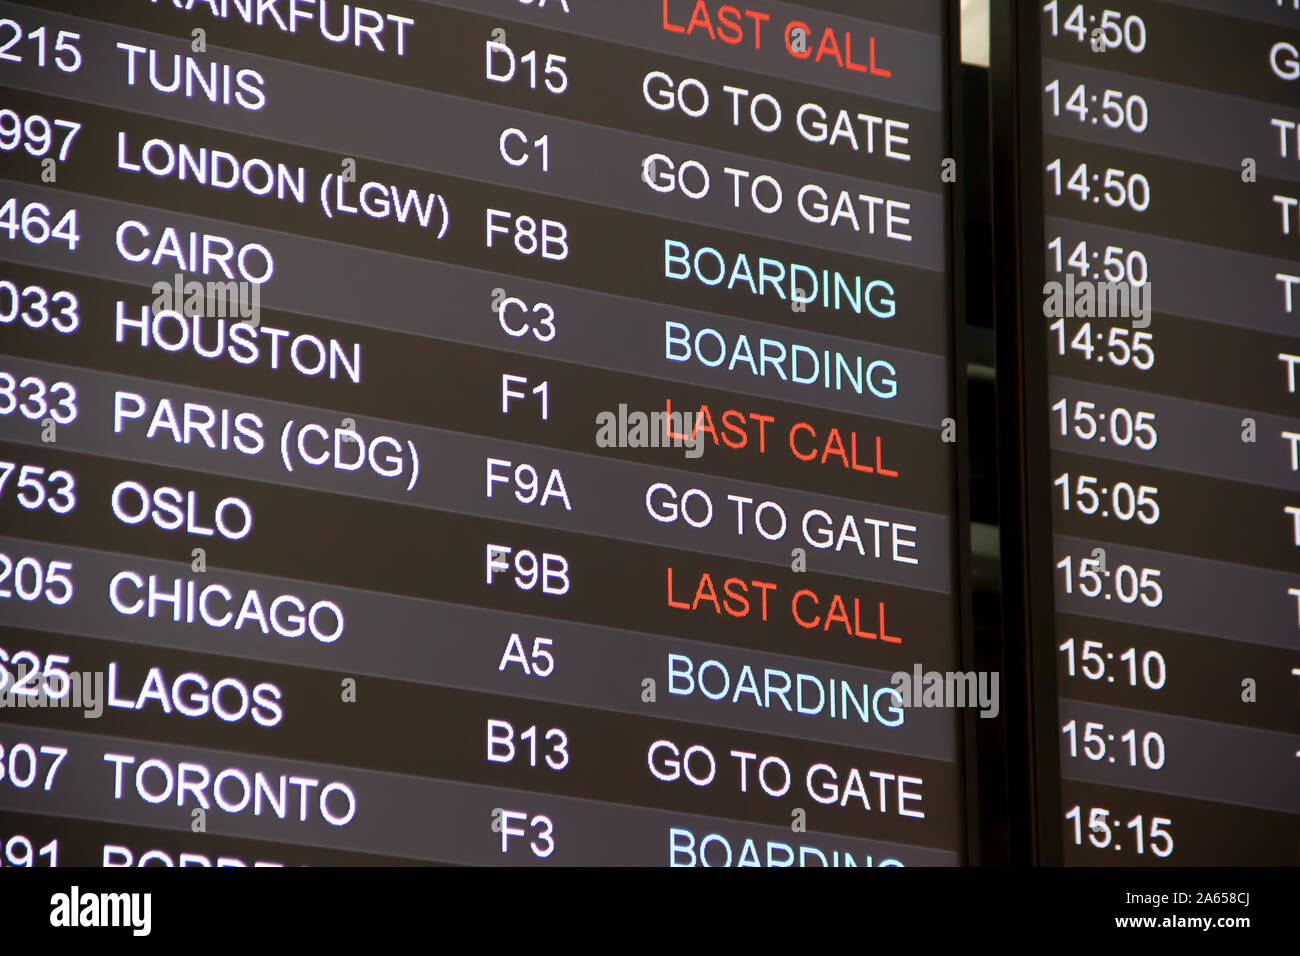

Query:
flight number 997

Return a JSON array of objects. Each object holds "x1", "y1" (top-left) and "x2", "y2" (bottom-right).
[{"x1": 0, "y1": 109, "x2": 80, "y2": 161}]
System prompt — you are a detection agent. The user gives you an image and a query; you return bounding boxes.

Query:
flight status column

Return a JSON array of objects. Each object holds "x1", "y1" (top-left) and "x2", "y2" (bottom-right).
[
  {"x1": 0, "y1": 1, "x2": 968, "y2": 866},
  {"x1": 1032, "y1": 0, "x2": 1299, "y2": 864}
]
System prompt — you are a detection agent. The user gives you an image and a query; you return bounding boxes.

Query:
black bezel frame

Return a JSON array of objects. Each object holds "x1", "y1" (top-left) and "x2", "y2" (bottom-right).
[
  {"x1": 938, "y1": 0, "x2": 982, "y2": 867},
  {"x1": 990, "y1": 0, "x2": 1065, "y2": 865}
]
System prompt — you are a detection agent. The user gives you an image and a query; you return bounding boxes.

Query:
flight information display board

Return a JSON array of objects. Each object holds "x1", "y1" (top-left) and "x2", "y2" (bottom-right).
[
  {"x1": 1011, "y1": 0, "x2": 1300, "y2": 864},
  {"x1": 0, "y1": 0, "x2": 970, "y2": 867}
]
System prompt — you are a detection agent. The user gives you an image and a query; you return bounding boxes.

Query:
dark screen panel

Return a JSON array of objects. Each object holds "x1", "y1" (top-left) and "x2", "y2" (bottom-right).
[
  {"x1": 0, "y1": 0, "x2": 971, "y2": 866},
  {"x1": 1009, "y1": 0, "x2": 1300, "y2": 865}
]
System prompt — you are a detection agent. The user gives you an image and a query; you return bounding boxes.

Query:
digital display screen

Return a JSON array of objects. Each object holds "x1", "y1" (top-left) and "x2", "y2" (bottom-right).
[
  {"x1": 1018, "y1": 0, "x2": 1300, "y2": 864},
  {"x1": 0, "y1": 0, "x2": 969, "y2": 867}
]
